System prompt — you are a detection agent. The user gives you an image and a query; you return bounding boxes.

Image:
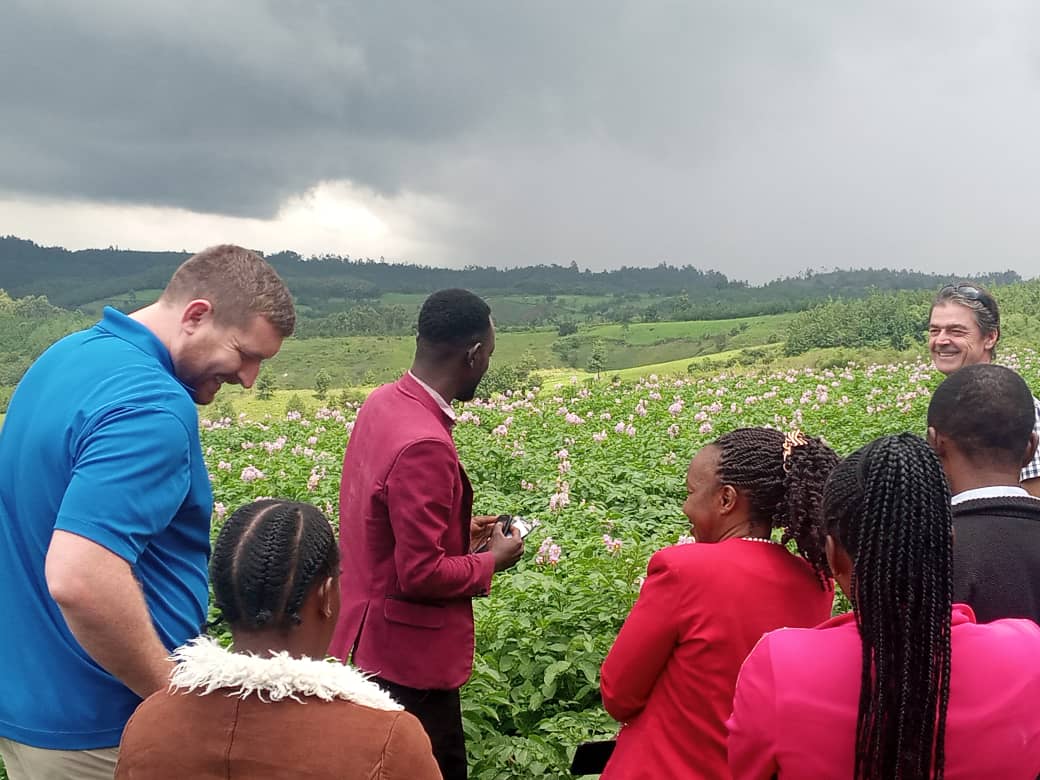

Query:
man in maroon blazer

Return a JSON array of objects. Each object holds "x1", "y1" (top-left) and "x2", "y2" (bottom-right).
[{"x1": 330, "y1": 288, "x2": 524, "y2": 780}]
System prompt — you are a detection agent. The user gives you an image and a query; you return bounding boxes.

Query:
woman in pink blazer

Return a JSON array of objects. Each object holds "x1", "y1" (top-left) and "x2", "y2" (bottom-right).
[
  {"x1": 729, "y1": 433, "x2": 1040, "y2": 779},
  {"x1": 600, "y1": 428, "x2": 838, "y2": 780}
]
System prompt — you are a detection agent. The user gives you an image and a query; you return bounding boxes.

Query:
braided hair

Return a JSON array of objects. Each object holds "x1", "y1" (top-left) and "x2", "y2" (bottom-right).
[
  {"x1": 210, "y1": 499, "x2": 339, "y2": 631},
  {"x1": 714, "y1": 427, "x2": 839, "y2": 586},
  {"x1": 823, "y1": 433, "x2": 953, "y2": 780}
]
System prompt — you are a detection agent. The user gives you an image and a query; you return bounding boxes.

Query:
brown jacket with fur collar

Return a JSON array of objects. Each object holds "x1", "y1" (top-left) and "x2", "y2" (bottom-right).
[{"x1": 115, "y1": 638, "x2": 442, "y2": 779}]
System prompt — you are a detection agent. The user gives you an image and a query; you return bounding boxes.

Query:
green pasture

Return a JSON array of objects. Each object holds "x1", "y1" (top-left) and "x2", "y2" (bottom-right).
[
  {"x1": 378, "y1": 292, "x2": 649, "y2": 325},
  {"x1": 584, "y1": 313, "x2": 793, "y2": 345},
  {"x1": 259, "y1": 328, "x2": 562, "y2": 389},
  {"x1": 207, "y1": 342, "x2": 792, "y2": 420},
  {"x1": 77, "y1": 289, "x2": 163, "y2": 317},
  {"x1": 227, "y1": 315, "x2": 792, "y2": 390}
]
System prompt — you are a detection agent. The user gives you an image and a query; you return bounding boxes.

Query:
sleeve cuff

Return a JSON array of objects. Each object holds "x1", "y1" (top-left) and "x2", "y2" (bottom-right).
[{"x1": 473, "y1": 551, "x2": 496, "y2": 597}]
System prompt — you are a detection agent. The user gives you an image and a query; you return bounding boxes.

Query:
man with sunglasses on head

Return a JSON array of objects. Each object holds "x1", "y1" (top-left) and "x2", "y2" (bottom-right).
[{"x1": 928, "y1": 283, "x2": 1040, "y2": 497}]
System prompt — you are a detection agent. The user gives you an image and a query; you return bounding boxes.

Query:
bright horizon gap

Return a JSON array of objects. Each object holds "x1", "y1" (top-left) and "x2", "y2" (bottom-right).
[{"x1": 1, "y1": 179, "x2": 1035, "y2": 286}]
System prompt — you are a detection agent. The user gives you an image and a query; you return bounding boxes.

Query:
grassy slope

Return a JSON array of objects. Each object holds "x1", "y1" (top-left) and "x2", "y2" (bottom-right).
[
  {"x1": 77, "y1": 289, "x2": 165, "y2": 317},
  {"x1": 209, "y1": 342, "x2": 799, "y2": 419},
  {"x1": 241, "y1": 315, "x2": 794, "y2": 389},
  {"x1": 535, "y1": 346, "x2": 769, "y2": 385},
  {"x1": 568, "y1": 314, "x2": 794, "y2": 370},
  {"x1": 585, "y1": 314, "x2": 791, "y2": 345},
  {"x1": 262, "y1": 329, "x2": 562, "y2": 388}
]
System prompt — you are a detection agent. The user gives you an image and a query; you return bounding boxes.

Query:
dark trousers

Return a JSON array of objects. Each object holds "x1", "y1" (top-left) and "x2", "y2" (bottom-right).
[{"x1": 372, "y1": 676, "x2": 467, "y2": 780}]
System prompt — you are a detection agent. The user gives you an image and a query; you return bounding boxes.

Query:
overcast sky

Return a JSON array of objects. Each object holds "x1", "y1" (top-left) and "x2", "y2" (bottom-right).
[{"x1": 2, "y1": 1, "x2": 1039, "y2": 283}]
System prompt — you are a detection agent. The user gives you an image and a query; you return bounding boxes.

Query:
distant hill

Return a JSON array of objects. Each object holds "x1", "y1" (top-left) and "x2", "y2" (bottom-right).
[{"x1": 0, "y1": 236, "x2": 1022, "y2": 324}]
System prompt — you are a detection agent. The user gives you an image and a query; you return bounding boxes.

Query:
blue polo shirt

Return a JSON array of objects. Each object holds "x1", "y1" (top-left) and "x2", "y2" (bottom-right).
[{"x1": 0, "y1": 307, "x2": 212, "y2": 749}]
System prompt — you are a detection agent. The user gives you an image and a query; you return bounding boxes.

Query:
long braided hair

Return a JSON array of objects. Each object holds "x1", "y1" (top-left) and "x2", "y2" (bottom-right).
[
  {"x1": 210, "y1": 499, "x2": 339, "y2": 631},
  {"x1": 714, "y1": 427, "x2": 839, "y2": 586},
  {"x1": 823, "y1": 433, "x2": 953, "y2": 780}
]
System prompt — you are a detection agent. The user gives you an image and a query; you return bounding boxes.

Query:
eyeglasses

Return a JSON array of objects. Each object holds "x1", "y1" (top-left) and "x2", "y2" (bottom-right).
[{"x1": 939, "y1": 283, "x2": 996, "y2": 314}]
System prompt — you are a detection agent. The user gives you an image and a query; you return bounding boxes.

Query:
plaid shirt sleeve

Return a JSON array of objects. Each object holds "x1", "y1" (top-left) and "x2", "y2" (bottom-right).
[{"x1": 1023, "y1": 396, "x2": 1040, "y2": 481}]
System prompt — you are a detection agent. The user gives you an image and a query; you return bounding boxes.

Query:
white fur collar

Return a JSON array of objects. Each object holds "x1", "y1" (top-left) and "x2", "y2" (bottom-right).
[{"x1": 169, "y1": 636, "x2": 402, "y2": 712}]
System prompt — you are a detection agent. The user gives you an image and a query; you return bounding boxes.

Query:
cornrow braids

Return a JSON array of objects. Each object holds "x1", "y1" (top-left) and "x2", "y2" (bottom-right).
[
  {"x1": 714, "y1": 427, "x2": 839, "y2": 585},
  {"x1": 210, "y1": 499, "x2": 339, "y2": 632},
  {"x1": 823, "y1": 433, "x2": 953, "y2": 780}
]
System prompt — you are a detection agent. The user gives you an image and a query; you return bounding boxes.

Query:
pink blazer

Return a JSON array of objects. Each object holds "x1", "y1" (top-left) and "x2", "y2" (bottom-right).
[
  {"x1": 728, "y1": 604, "x2": 1040, "y2": 779},
  {"x1": 329, "y1": 374, "x2": 495, "y2": 690}
]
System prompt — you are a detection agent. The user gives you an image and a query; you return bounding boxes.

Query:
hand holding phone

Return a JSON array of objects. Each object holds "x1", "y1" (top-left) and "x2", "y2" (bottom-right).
[
  {"x1": 489, "y1": 516, "x2": 525, "y2": 571},
  {"x1": 498, "y1": 514, "x2": 532, "y2": 539}
]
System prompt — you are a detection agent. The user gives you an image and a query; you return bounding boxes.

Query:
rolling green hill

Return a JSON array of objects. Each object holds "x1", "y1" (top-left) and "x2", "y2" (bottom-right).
[{"x1": 233, "y1": 316, "x2": 791, "y2": 389}]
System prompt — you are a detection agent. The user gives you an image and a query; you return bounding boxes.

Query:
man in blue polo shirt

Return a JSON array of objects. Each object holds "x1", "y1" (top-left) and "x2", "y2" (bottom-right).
[{"x1": 0, "y1": 245, "x2": 294, "y2": 779}]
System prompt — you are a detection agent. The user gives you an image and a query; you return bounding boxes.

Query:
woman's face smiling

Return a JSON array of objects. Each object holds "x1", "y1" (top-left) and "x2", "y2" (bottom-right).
[{"x1": 682, "y1": 445, "x2": 726, "y2": 542}]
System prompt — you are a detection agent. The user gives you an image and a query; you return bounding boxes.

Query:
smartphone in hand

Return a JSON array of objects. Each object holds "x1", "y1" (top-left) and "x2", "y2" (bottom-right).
[{"x1": 498, "y1": 514, "x2": 533, "y2": 539}]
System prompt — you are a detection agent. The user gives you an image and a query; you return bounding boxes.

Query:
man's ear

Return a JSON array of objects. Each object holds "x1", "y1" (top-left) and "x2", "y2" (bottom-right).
[
  {"x1": 465, "y1": 342, "x2": 482, "y2": 367},
  {"x1": 1023, "y1": 432, "x2": 1039, "y2": 470},
  {"x1": 180, "y1": 299, "x2": 214, "y2": 334},
  {"x1": 983, "y1": 328, "x2": 1000, "y2": 353},
  {"x1": 926, "y1": 426, "x2": 946, "y2": 458}
]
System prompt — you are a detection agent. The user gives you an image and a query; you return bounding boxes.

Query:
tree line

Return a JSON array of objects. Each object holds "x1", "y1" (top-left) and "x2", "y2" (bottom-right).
[{"x1": 0, "y1": 236, "x2": 1021, "y2": 324}]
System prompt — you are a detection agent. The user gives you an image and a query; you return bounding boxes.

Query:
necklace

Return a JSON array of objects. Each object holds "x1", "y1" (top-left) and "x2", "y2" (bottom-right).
[{"x1": 740, "y1": 536, "x2": 781, "y2": 545}]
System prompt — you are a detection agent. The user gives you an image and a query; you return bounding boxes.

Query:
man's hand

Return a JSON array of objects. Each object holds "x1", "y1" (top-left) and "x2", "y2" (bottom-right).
[
  {"x1": 470, "y1": 514, "x2": 500, "y2": 553},
  {"x1": 487, "y1": 523, "x2": 524, "y2": 572}
]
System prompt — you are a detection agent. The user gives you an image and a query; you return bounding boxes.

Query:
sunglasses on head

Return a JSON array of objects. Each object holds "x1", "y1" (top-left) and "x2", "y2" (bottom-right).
[{"x1": 940, "y1": 283, "x2": 994, "y2": 310}]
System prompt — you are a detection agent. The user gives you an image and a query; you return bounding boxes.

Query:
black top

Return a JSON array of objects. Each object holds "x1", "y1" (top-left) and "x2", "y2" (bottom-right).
[{"x1": 952, "y1": 496, "x2": 1040, "y2": 624}]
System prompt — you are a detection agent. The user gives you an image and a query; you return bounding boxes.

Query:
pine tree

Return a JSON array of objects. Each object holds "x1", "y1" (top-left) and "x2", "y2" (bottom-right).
[
  {"x1": 587, "y1": 340, "x2": 607, "y2": 380},
  {"x1": 255, "y1": 371, "x2": 275, "y2": 401},
  {"x1": 313, "y1": 368, "x2": 332, "y2": 401}
]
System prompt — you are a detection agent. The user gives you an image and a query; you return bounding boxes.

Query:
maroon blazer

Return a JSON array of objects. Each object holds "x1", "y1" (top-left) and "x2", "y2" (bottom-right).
[{"x1": 329, "y1": 373, "x2": 496, "y2": 690}]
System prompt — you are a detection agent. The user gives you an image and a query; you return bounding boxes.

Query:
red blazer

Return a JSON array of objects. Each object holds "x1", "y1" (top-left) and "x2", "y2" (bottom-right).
[
  {"x1": 600, "y1": 539, "x2": 834, "y2": 780},
  {"x1": 329, "y1": 373, "x2": 496, "y2": 690}
]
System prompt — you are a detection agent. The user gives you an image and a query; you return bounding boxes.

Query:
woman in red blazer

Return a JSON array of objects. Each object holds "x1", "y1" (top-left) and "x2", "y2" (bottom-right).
[
  {"x1": 599, "y1": 427, "x2": 837, "y2": 780},
  {"x1": 728, "y1": 434, "x2": 1040, "y2": 779}
]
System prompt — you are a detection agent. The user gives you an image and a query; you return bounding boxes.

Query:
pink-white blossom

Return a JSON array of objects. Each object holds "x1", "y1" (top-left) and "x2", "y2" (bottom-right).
[
  {"x1": 240, "y1": 465, "x2": 265, "y2": 482},
  {"x1": 535, "y1": 537, "x2": 563, "y2": 566}
]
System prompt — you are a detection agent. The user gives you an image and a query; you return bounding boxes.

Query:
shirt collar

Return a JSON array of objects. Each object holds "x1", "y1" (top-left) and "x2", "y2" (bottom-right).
[
  {"x1": 817, "y1": 603, "x2": 976, "y2": 630},
  {"x1": 951, "y1": 485, "x2": 1033, "y2": 506},
  {"x1": 407, "y1": 371, "x2": 456, "y2": 421},
  {"x1": 95, "y1": 306, "x2": 177, "y2": 378}
]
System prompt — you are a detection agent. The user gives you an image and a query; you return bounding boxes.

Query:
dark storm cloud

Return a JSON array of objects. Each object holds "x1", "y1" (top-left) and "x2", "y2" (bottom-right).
[{"x1": 2, "y1": 1, "x2": 1040, "y2": 279}]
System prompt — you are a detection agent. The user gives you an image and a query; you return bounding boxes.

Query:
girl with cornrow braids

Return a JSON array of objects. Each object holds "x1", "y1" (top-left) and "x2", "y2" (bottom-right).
[
  {"x1": 600, "y1": 427, "x2": 838, "y2": 780},
  {"x1": 729, "y1": 433, "x2": 1040, "y2": 779},
  {"x1": 115, "y1": 499, "x2": 441, "y2": 780}
]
